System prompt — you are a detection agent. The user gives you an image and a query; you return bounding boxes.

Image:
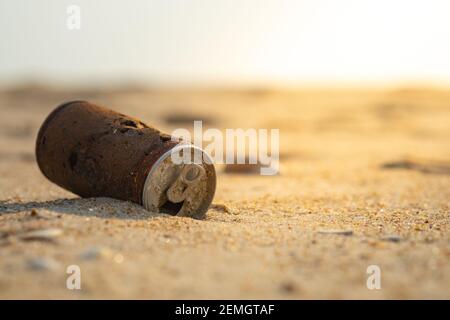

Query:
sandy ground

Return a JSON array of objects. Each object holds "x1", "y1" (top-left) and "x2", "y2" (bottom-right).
[{"x1": 0, "y1": 85, "x2": 449, "y2": 299}]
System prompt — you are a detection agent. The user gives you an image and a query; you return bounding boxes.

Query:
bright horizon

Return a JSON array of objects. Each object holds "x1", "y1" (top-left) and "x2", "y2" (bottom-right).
[{"x1": 1, "y1": 0, "x2": 450, "y2": 87}]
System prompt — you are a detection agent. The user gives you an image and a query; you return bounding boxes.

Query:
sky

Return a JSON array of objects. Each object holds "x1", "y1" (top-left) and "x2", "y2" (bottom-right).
[{"x1": 1, "y1": 0, "x2": 450, "y2": 87}]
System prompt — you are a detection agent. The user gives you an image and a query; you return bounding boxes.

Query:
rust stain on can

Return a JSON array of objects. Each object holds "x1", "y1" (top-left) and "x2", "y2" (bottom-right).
[{"x1": 35, "y1": 101, "x2": 216, "y2": 219}]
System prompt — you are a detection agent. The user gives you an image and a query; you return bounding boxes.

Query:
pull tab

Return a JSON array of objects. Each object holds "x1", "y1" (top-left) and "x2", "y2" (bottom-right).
[{"x1": 166, "y1": 164, "x2": 206, "y2": 203}]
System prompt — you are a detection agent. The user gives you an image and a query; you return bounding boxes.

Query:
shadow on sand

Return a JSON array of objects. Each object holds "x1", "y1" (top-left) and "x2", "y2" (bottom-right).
[
  {"x1": 0, "y1": 197, "x2": 168, "y2": 220},
  {"x1": 381, "y1": 159, "x2": 450, "y2": 175}
]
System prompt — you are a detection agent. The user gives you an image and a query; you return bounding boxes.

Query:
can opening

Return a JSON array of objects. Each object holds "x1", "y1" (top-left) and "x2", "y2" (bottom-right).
[
  {"x1": 160, "y1": 200, "x2": 184, "y2": 215},
  {"x1": 142, "y1": 144, "x2": 216, "y2": 219}
]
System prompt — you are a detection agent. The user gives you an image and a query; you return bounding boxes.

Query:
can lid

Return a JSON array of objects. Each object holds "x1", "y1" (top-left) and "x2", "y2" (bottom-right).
[{"x1": 142, "y1": 144, "x2": 216, "y2": 219}]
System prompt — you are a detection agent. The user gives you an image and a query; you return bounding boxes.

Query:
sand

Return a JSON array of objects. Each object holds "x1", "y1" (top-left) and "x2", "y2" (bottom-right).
[{"x1": 0, "y1": 85, "x2": 449, "y2": 299}]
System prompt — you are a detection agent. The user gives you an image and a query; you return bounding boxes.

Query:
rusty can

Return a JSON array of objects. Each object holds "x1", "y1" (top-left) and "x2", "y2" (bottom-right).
[{"x1": 35, "y1": 101, "x2": 216, "y2": 219}]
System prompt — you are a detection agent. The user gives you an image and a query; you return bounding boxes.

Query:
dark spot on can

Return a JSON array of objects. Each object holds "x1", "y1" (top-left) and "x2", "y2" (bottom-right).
[
  {"x1": 160, "y1": 134, "x2": 172, "y2": 142},
  {"x1": 120, "y1": 119, "x2": 138, "y2": 128},
  {"x1": 69, "y1": 152, "x2": 78, "y2": 170}
]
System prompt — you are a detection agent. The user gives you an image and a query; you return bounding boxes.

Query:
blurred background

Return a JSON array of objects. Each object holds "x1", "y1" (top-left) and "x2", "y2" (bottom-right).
[{"x1": 1, "y1": 0, "x2": 450, "y2": 87}]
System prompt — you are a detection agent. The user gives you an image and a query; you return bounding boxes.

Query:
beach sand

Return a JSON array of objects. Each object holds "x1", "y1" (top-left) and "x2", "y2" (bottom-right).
[{"x1": 0, "y1": 86, "x2": 449, "y2": 299}]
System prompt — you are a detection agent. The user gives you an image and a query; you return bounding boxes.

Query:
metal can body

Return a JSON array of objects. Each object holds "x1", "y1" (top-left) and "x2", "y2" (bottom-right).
[{"x1": 36, "y1": 101, "x2": 216, "y2": 219}]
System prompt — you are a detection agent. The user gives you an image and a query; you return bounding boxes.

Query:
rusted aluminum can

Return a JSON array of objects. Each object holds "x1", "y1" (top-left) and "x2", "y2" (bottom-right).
[{"x1": 35, "y1": 101, "x2": 216, "y2": 219}]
